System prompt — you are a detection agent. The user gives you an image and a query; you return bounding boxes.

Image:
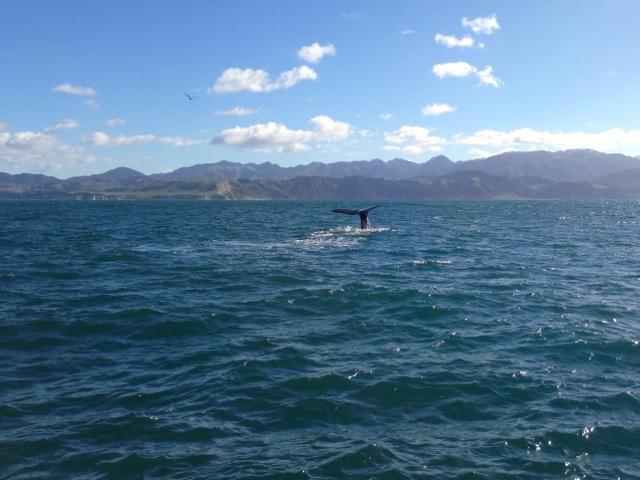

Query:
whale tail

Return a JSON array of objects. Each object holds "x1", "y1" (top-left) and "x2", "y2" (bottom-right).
[{"x1": 331, "y1": 205, "x2": 380, "y2": 229}]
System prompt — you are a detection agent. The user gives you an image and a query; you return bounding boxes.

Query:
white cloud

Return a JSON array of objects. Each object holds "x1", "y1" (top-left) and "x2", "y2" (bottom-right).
[
  {"x1": 52, "y1": 83, "x2": 97, "y2": 96},
  {"x1": 454, "y1": 127, "x2": 640, "y2": 153},
  {"x1": 0, "y1": 130, "x2": 94, "y2": 171},
  {"x1": 297, "y1": 42, "x2": 336, "y2": 64},
  {"x1": 383, "y1": 126, "x2": 446, "y2": 154},
  {"x1": 401, "y1": 29, "x2": 415, "y2": 35},
  {"x1": 379, "y1": 113, "x2": 394, "y2": 120},
  {"x1": 211, "y1": 115, "x2": 352, "y2": 153},
  {"x1": 42, "y1": 119, "x2": 80, "y2": 134},
  {"x1": 432, "y1": 62, "x2": 503, "y2": 87},
  {"x1": 475, "y1": 66, "x2": 502, "y2": 88},
  {"x1": 106, "y1": 118, "x2": 126, "y2": 127},
  {"x1": 158, "y1": 136, "x2": 207, "y2": 147},
  {"x1": 462, "y1": 14, "x2": 500, "y2": 35},
  {"x1": 434, "y1": 34, "x2": 476, "y2": 48},
  {"x1": 275, "y1": 66, "x2": 318, "y2": 89},
  {"x1": 83, "y1": 132, "x2": 155, "y2": 147},
  {"x1": 215, "y1": 107, "x2": 260, "y2": 116},
  {"x1": 422, "y1": 103, "x2": 457, "y2": 116},
  {"x1": 82, "y1": 132, "x2": 205, "y2": 147},
  {"x1": 209, "y1": 66, "x2": 317, "y2": 93},
  {"x1": 432, "y1": 61, "x2": 477, "y2": 78},
  {"x1": 309, "y1": 115, "x2": 352, "y2": 141}
]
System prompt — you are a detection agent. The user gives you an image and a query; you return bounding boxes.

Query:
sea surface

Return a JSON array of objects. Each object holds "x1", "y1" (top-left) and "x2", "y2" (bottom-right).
[{"x1": 2, "y1": 200, "x2": 640, "y2": 479}]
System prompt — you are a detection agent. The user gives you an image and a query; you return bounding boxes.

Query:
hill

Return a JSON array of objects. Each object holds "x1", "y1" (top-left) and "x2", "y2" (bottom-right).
[
  {"x1": 2, "y1": 149, "x2": 640, "y2": 200},
  {"x1": 449, "y1": 149, "x2": 640, "y2": 182}
]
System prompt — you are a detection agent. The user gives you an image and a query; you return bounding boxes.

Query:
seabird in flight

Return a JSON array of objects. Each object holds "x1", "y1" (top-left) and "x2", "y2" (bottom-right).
[{"x1": 184, "y1": 92, "x2": 198, "y2": 100}]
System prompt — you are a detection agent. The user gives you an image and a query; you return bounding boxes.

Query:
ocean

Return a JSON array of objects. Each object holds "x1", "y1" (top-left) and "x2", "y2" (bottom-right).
[{"x1": 1, "y1": 200, "x2": 639, "y2": 479}]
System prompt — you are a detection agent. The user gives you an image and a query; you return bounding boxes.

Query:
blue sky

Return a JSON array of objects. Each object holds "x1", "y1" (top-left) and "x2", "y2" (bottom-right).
[{"x1": 2, "y1": 0, "x2": 640, "y2": 178}]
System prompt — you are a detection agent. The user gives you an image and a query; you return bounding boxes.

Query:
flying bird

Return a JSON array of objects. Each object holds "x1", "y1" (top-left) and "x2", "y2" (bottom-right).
[
  {"x1": 184, "y1": 92, "x2": 198, "y2": 100},
  {"x1": 331, "y1": 205, "x2": 380, "y2": 229}
]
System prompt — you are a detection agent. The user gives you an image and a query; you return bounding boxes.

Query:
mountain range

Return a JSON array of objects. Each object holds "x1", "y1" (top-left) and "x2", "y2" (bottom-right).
[{"x1": 3, "y1": 149, "x2": 640, "y2": 200}]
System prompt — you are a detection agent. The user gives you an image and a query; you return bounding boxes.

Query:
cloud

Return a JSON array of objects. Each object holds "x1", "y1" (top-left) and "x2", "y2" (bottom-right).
[
  {"x1": 297, "y1": 42, "x2": 336, "y2": 64},
  {"x1": 383, "y1": 126, "x2": 446, "y2": 154},
  {"x1": 432, "y1": 62, "x2": 503, "y2": 87},
  {"x1": 215, "y1": 107, "x2": 260, "y2": 116},
  {"x1": 209, "y1": 66, "x2": 317, "y2": 93},
  {"x1": 83, "y1": 132, "x2": 155, "y2": 147},
  {"x1": 52, "y1": 83, "x2": 97, "y2": 96},
  {"x1": 42, "y1": 119, "x2": 80, "y2": 134},
  {"x1": 84, "y1": 99, "x2": 100, "y2": 110},
  {"x1": 158, "y1": 136, "x2": 206, "y2": 147},
  {"x1": 475, "y1": 66, "x2": 502, "y2": 88},
  {"x1": 211, "y1": 115, "x2": 352, "y2": 153},
  {"x1": 401, "y1": 29, "x2": 415, "y2": 35},
  {"x1": 106, "y1": 118, "x2": 126, "y2": 127},
  {"x1": 0, "y1": 130, "x2": 94, "y2": 171},
  {"x1": 422, "y1": 103, "x2": 457, "y2": 116},
  {"x1": 454, "y1": 127, "x2": 640, "y2": 153},
  {"x1": 82, "y1": 132, "x2": 205, "y2": 147},
  {"x1": 434, "y1": 34, "x2": 476, "y2": 48},
  {"x1": 462, "y1": 14, "x2": 500, "y2": 35},
  {"x1": 379, "y1": 113, "x2": 394, "y2": 120},
  {"x1": 432, "y1": 61, "x2": 476, "y2": 78}
]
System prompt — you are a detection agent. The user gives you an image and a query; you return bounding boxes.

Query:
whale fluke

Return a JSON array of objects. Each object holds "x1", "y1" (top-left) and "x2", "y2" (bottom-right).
[{"x1": 331, "y1": 205, "x2": 380, "y2": 229}]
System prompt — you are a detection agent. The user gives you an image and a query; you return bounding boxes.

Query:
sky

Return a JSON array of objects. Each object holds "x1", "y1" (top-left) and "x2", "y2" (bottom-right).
[{"x1": 2, "y1": 0, "x2": 640, "y2": 178}]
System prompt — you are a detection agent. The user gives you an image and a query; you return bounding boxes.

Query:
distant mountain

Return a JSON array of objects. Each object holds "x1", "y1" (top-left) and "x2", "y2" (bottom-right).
[
  {"x1": 3, "y1": 149, "x2": 640, "y2": 200},
  {"x1": 150, "y1": 156, "x2": 455, "y2": 181},
  {"x1": 91, "y1": 167, "x2": 147, "y2": 181},
  {"x1": 596, "y1": 167, "x2": 640, "y2": 188},
  {"x1": 0, "y1": 172, "x2": 59, "y2": 187},
  {"x1": 449, "y1": 149, "x2": 640, "y2": 182},
  {"x1": 146, "y1": 149, "x2": 640, "y2": 183},
  {"x1": 62, "y1": 167, "x2": 153, "y2": 191}
]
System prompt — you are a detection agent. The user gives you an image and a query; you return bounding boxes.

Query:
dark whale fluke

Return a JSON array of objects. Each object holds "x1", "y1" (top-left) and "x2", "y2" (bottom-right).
[{"x1": 331, "y1": 205, "x2": 380, "y2": 229}]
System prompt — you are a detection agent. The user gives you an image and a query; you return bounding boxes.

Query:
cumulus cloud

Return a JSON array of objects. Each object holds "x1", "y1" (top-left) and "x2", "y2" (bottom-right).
[
  {"x1": 211, "y1": 115, "x2": 352, "y2": 153},
  {"x1": 474, "y1": 66, "x2": 502, "y2": 87},
  {"x1": 434, "y1": 34, "x2": 476, "y2": 48},
  {"x1": 432, "y1": 62, "x2": 503, "y2": 87},
  {"x1": 52, "y1": 83, "x2": 97, "y2": 96},
  {"x1": 432, "y1": 61, "x2": 476, "y2": 78},
  {"x1": 43, "y1": 119, "x2": 80, "y2": 134},
  {"x1": 215, "y1": 107, "x2": 260, "y2": 116},
  {"x1": 82, "y1": 132, "x2": 206, "y2": 147},
  {"x1": 297, "y1": 42, "x2": 336, "y2": 63},
  {"x1": 383, "y1": 126, "x2": 446, "y2": 154},
  {"x1": 209, "y1": 66, "x2": 317, "y2": 93},
  {"x1": 462, "y1": 14, "x2": 500, "y2": 35},
  {"x1": 0, "y1": 130, "x2": 94, "y2": 171},
  {"x1": 454, "y1": 127, "x2": 640, "y2": 153},
  {"x1": 422, "y1": 103, "x2": 457, "y2": 116}
]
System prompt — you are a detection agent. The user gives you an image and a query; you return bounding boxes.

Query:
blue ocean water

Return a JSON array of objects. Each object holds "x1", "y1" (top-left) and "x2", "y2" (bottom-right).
[{"x1": 1, "y1": 200, "x2": 640, "y2": 479}]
